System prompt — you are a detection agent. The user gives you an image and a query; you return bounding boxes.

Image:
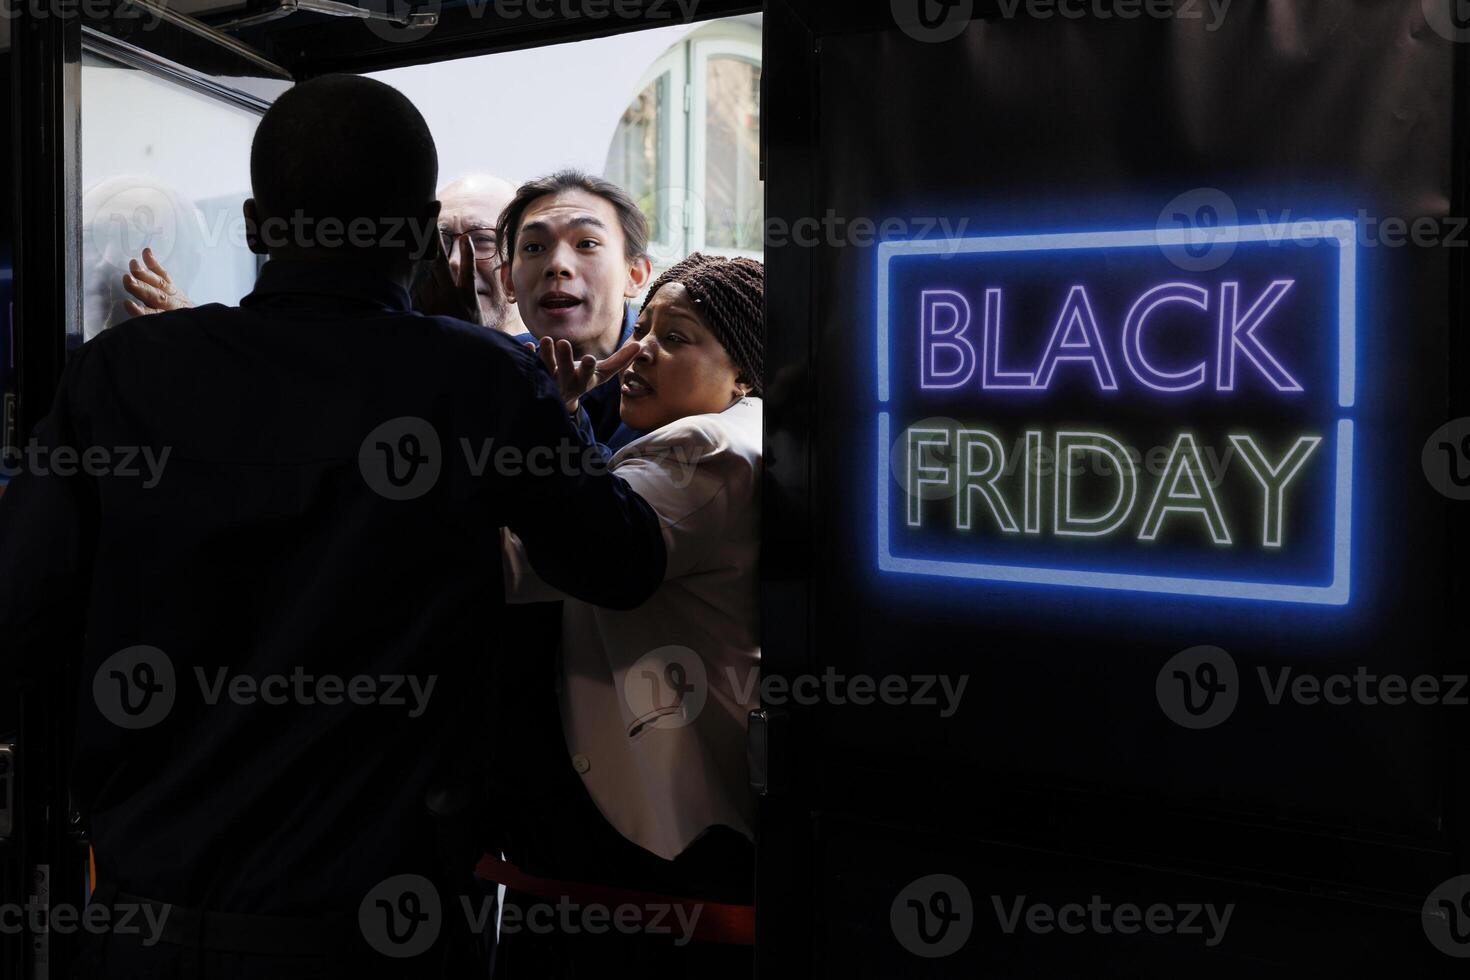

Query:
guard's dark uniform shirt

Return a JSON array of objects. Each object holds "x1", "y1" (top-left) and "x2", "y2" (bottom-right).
[{"x1": 0, "y1": 259, "x2": 666, "y2": 931}]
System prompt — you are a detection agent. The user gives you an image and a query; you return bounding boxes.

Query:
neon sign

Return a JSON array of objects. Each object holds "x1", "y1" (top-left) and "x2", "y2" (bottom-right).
[{"x1": 877, "y1": 220, "x2": 1356, "y2": 604}]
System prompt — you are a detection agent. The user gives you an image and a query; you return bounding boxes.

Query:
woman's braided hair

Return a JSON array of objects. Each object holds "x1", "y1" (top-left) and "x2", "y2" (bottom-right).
[{"x1": 642, "y1": 253, "x2": 764, "y2": 396}]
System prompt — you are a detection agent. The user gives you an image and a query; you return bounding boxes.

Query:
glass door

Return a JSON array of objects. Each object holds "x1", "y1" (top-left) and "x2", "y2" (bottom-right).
[{"x1": 78, "y1": 47, "x2": 266, "y2": 343}]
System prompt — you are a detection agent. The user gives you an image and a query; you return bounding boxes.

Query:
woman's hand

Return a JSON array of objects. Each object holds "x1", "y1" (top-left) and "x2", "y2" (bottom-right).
[
  {"x1": 121, "y1": 247, "x2": 193, "y2": 316},
  {"x1": 416, "y1": 234, "x2": 484, "y2": 326},
  {"x1": 531, "y1": 336, "x2": 642, "y2": 415}
]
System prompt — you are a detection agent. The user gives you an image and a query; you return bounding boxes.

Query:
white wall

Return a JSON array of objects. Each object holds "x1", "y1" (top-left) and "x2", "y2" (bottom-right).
[{"x1": 370, "y1": 22, "x2": 701, "y2": 187}]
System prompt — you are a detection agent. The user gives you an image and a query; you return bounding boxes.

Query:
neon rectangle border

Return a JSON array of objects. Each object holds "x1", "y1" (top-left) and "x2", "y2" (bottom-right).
[{"x1": 875, "y1": 220, "x2": 1356, "y2": 605}]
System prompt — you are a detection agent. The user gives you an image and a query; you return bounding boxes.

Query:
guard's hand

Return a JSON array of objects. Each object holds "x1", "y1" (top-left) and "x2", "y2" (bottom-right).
[
  {"x1": 416, "y1": 234, "x2": 484, "y2": 326},
  {"x1": 121, "y1": 247, "x2": 193, "y2": 317},
  {"x1": 529, "y1": 336, "x2": 642, "y2": 415}
]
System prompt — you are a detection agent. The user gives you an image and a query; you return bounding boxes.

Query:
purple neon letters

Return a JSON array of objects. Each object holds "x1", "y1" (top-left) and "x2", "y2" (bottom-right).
[{"x1": 920, "y1": 280, "x2": 1302, "y2": 393}]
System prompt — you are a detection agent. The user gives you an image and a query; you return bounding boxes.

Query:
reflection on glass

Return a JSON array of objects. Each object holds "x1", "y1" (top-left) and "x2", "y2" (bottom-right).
[
  {"x1": 704, "y1": 57, "x2": 762, "y2": 252},
  {"x1": 604, "y1": 75, "x2": 669, "y2": 245},
  {"x1": 80, "y1": 52, "x2": 263, "y2": 342}
]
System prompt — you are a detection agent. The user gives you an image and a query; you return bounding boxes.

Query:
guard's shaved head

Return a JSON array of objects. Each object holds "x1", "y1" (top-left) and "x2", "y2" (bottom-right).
[{"x1": 248, "y1": 74, "x2": 438, "y2": 256}]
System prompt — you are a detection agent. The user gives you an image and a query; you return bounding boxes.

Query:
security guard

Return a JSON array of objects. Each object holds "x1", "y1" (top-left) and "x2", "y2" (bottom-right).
[{"x1": 0, "y1": 74, "x2": 666, "y2": 979}]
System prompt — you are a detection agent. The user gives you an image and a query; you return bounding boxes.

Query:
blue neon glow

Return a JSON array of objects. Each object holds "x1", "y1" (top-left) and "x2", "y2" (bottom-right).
[
  {"x1": 875, "y1": 218, "x2": 1358, "y2": 606},
  {"x1": 877, "y1": 219, "x2": 1357, "y2": 405}
]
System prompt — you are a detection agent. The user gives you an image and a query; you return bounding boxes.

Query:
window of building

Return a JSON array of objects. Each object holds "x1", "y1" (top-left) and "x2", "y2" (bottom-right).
[{"x1": 603, "y1": 20, "x2": 762, "y2": 275}]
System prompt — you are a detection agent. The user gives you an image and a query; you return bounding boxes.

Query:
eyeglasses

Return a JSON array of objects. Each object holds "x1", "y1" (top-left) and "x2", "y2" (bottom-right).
[{"x1": 439, "y1": 227, "x2": 501, "y2": 262}]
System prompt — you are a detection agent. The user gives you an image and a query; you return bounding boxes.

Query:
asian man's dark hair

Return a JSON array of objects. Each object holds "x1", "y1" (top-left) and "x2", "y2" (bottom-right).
[
  {"x1": 494, "y1": 169, "x2": 650, "y2": 268},
  {"x1": 244, "y1": 74, "x2": 440, "y2": 264}
]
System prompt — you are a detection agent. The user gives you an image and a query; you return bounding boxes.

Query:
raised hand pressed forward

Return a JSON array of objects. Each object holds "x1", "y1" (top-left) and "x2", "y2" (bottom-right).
[
  {"x1": 121, "y1": 247, "x2": 193, "y2": 316},
  {"x1": 531, "y1": 335, "x2": 642, "y2": 415},
  {"x1": 415, "y1": 234, "x2": 485, "y2": 326}
]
